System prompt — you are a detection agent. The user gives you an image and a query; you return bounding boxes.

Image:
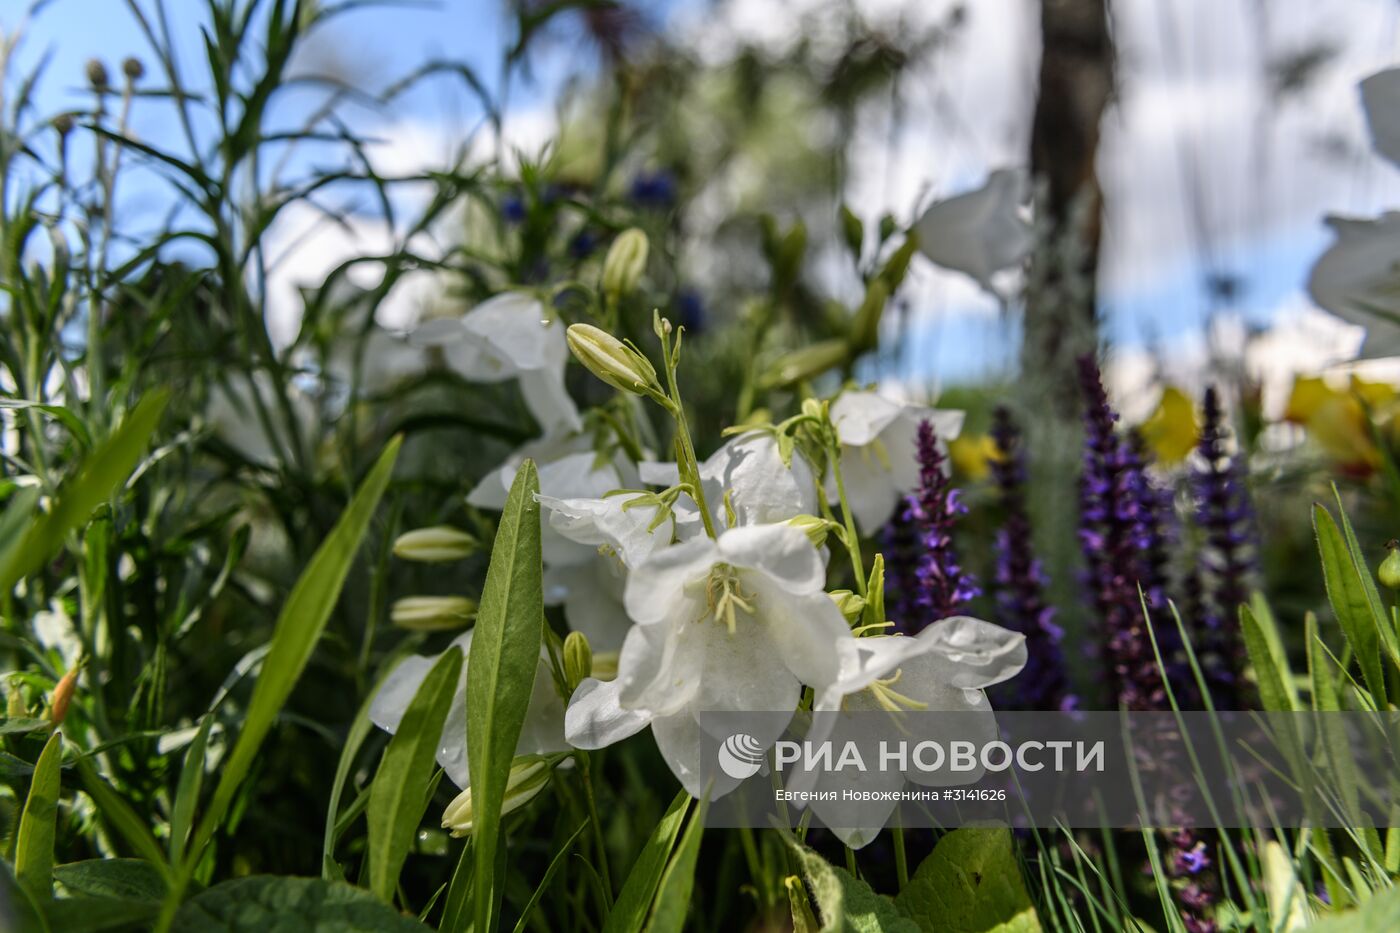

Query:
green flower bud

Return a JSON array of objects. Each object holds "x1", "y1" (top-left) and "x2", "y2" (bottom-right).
[
  {"x1": 442, "y1": 755, "x2": 552, "y2": 837},
  {"x1": 759, "y1": 338, "x2": 849, "y2": 390},
  {"x1": 8, "y1": 685, "x2": 28, "y2": 718},
  {"x1": 390, "y1": 596, "x2": 475, "y2": 631},
  {"x1": 787, "y1": 514, "x2": 832, "y2": 548},
  {"x1": 563, "y1": 631, "x2": 592, "y2": 693},
  {"x1": 85, "y1": 58, "x2": 110, "y2": 91},
  {"x1": 829, "y1": 589, "x2": 866, "y2": 624},
  {"x1": 393, "y1": 525, "x2": 478, "y2": 562},
  {"x1": 566, "y1": 323, "x2": 663, "y2": 398},
  {"x1": 1380, "y1": 540, "x2": 1400, "y2": 590},
  {"x1": 601, "y1": 227, "x2": 649, "y2": 300}
]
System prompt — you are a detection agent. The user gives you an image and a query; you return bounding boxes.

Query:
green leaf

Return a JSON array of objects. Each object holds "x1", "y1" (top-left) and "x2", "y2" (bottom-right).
[
  {"x1": 467, "y1": 459, "x2": 544, "y2": 932},
  {"x1": 53, "y1": 859, "x2": 167, "y2": 901},
  {"x1": 0, "y1": 390, "x2": 169, "y2": 592},
  {"x1": 186, "y1": 437, "x2": 401, "y2": 870},
  {"x1": 895, "y1": 828, "x2": 1042, "y2": 933},
  {"x1": 645, "y1": 794, "x2": 709, "y2": 933},
  {"x1": 509, "y1": 821, "x2": 588, "y2": 933},
  {"x1": 603, "y1": 791, "x2": 690, "y2": 933},
  {"x1": 43, "y1": 897, "x2": 159, "y2": 932},
  {"x1": 785, "y1": 833, "x2": 919, "y2": 933},
  {"x1": 1303, "y1": 885, "x2": 1400, "y2": 932},
  {"x1": 1240, "y1": 603, "x2": 1298, "y2": 714},
  {"x1": 0, "y1": 399, "x2": 94, "y2": 448},
  {"x1": 324, "y1": 664, "x2": 399, "y2": 880},
  {"x1": 1313, "y1": 503, "x2": 1391, "y2": 705},
  {"x1": 170, "y1": 876, "x2": 430, "y2": 932},
  {"x1": 367, "y1": 646, "x2": 463, "y2": 902},
  {"x1": 169, "y1": 713, "x2": 215, "y2": 867},
  {"x1": 15, "y1": 731, "x2": 63, "y2": 901},
  {"x1": 0, "y1": 718, "x2": 52, "y2": 735},
  {"x1": 0, "y1": 858, "x2": 49, "y2": 933}
]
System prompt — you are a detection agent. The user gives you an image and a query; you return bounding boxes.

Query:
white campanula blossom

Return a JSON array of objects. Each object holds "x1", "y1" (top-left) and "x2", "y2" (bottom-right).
[
  {"x1": 1307, "y1": 68, "x2": 1400, "y2": 359},
  {"x1": 563, "y1": 523, "x2": 854, "y2": 799},
  {"x1": 914, "y1": 168, "x2": 1033, "y2": 295},
  {"x1": 793, "y1": 616, "x2": 1027, "y2": 848},
  {"x1": 827, "y1": 390, "x2": 964, "y2": 534},
  {"x1": 411, "y1": 291, "x2": 581, "y2": 434},
  {"x1": 470, "y1": 432, "x2": 644, "y2": 653},
  {"x1": 640, "y1": 431, "x2": 817, "y2": 530},
  {"x1": 369, "y1": 629, "x2": 568, "y2": 790}
]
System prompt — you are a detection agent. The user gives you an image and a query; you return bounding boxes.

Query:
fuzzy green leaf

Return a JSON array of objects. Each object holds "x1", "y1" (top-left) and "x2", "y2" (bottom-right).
[
  {"x1": 53, "y1": 859, "x2": 167, "y2": 901},
  {"x1": 170, "y1": 876, "x2": 430, "y2": 932},
  {"x1": 785, "y1": 834, "x2": 919, "y2": 933},
  {"x1": 467, "y1": 459, "x2": 544, "y2": 932},
  {"x1": 367, "y1": 646, "x2": 463, "y2": 902},
  {"x1": 895, "y1": 828, "x2": 1041, "y2": 933}
]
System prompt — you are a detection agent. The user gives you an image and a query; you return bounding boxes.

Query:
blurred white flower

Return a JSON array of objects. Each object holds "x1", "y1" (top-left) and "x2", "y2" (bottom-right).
[
  {"x1": 564, "y1": 523, "x2": 853, "y2": 798},
  {"x1": 914, "y1": 168, "x2": 1033, "y2": 294},
  {"x1": 204, "y1": 371, "x2": 317, "y2": 466},
  {"x1": 796, "y1": 616, "x2": 1027, "y2": 848},
  {"x1": 640, "y1": 431, "x2": 817, "y2": 530},
  {"x1": 827, "y1": 390, "x2": 965, "y2": 534},
  {"x1": 412, "y1": 291, "x2": 581, "y2": 433},
  {"x1": 1307, "y1": 213, "x2": 1400, "y2": 360},
  {"x1": 1362, "y1": 67, "x2": 1400, "y2": 168},
  {"x1": 33, "y1": 600, "x2": 82, "y2": 669},
  {"x1": 369, "y1": 630, "x2": 567, "y2": 789}
]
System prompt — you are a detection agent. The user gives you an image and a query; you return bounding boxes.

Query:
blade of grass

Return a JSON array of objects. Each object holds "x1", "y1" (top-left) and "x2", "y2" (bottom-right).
[
  {"x1": 603, "y1": 791, "x2": 691, "y2": 933},
  {"x1": 467, "y1": 459, "x2": 544, "y2": 933},
  {"x1": 509, "y1": 821, "x2": 588, "y2": 933}
]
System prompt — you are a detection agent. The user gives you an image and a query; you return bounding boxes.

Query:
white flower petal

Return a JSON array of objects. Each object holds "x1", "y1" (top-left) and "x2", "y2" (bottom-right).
[
  {"x1": 564, "y1": 677, "x2": 652, "y2": 749},
  {"x1": 907, "y1": 616, "x2": 1028, "y2": 689},
  {"x1": 693, "y1": 618, "x2": 802, "y2": 715},
  {"x1": 615, "y1": 621, "x2": 704, "y2": 716},
  {"x1": 718, "y1": 524, "x2": 826, "y2": 595},
  {"x1": 830, "y1": 391, "x2": 904, "y2": 446},
  {"x1": 1307, "y1": 212, "x2": 1400, "y2": 358},
  {"x1": 519, "y1": 366, "x2": 582, "y2": 434},
  {"x1": 639, "y1": 460, "x2": 681, "y2": 486},
  {"x1": 651, "y1": 708, "x2": 745, "y2": 800},
  {"x1": 546, "y1": 560, "x2": 633, "y2": 653},
  {"x1": 915, "y1": 168, "x2": 1032, "y2": 292},
  {"x1": 458, "y1": 292, "x2": 554, "y2": 375},
  {"x1": 540, "y1": 493, "x2": 671, "y2": 568},
  {"x1": 623, "y1": 536, "x2": 717, "y2": 626},
  {"x1": 754, "y1": 583, "x2": 852, "y2": 696},
  {"x1": 1362, "y1": 67, "x2": 1400, "y2": 168},
  {"x1": 701, "y1": 433, "x2": 817, "y2": 527}
]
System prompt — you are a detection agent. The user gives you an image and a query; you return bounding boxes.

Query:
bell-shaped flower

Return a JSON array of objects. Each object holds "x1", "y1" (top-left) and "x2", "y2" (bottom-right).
[
  {"x1": 914, "y1": 168, "x2": 1033, "y2": 294},
  {"x1": 1362, "y1": 67, "x2": 1400, "y2": 169},
  {"x1": 563, "y1": 523, "x2": 854, "y2": 799},
  {"x1": 369, "y1": 629, "x2": 568, "y2": 789},
  {"x1": 827, "y1": 390, "x2": 964, "y2": 534},
  {"x1": 794, "y1": 616, "x2": 1027, "y2": 847},
  {"x1": 640, "y1": 431, "x2": 817, "y2": 530},
  {"x1": 1307, "y1": 213, "x2": 1400, "y2": 360},
  {"x1": 412, "y1": 291, "x2": 581, "y2": 433}
]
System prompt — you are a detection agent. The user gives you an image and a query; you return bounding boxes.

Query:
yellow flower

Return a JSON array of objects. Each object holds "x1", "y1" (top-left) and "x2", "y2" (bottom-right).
[
  {"x1": 1140, "y1": 386, "x2": 1199, "y2": 466},
  {"x1": 949, "y1": 433, "x2": 999, "y2": 481},
  {"x1": 1283, "y1": 375, "x2": 1383, "y2": 473}
]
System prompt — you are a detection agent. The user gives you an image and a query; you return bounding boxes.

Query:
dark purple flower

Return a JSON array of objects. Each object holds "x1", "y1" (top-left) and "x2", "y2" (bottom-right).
[
  {"x1": 1189, "y1": 385, "x2": 1255, "y2": 708},
  {"x1": 629, "y1": 169, "x2": 677, "y2": 208},
  {"x1": 883, "y1": 419, "x2": 979, "y2": 632},
  {"x1": 988, "y1": 406, "x2": 1075, "y2": 711},
  {"x1": 501, "y1": 192, "x2": 526, "y2": 224},
  {"x1": 676, "y1": 287, "x2": 705, "y2": 333},
  {"x1": 568, "y1": 229, "x2": 600, "y2": 259}
]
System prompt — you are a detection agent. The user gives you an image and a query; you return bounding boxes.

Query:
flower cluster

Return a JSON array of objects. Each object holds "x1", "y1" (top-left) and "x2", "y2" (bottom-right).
[{"x1": 988, "y1": 406, "x2": 1074, "y2": 711}]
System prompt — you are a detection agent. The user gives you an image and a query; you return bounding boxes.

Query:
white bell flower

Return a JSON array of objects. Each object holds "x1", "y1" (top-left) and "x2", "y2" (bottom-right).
[
  {"x1": 563, "y1": 523, "x2": 854, "y2": 799},
  {"x1": 796, "y1": 616, "x2": 1027, "y2": 848},
  {"x1": 1307, "y1": 213, "x2": 1400, "y2": 360},
  {"x1": 914, "y1": 168, "x2": 1033, "y2": 294},
  {"x1": 1362, "y1": 66, "x2": 1400, "y2": 169},
  {"x1": 412, "y1": 291, "x2": 581, "y2": 433},
  {"x1": 640, "y1": 431, "x2": 817, "y2": 530},
  {"x1": 827, "y1": 390, "x2": 965, "y2": 534},
  {"x1": 369, "y1": 629, "x2": 568, "y2": 789}
]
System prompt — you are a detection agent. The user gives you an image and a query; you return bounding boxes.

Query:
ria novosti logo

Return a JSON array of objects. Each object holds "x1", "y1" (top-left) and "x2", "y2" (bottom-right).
[{"x1": 717, "y1": 733, "x2": 766, "y2": 779}]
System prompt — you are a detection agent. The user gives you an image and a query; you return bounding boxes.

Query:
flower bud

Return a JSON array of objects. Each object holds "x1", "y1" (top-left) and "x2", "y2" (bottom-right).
[
  {"x1": 759, "y1": 338, "x2": 849, "y2": 390},
  {"x1": 828, "y1": 589, "x2": 866, "y2": 624},
  {"x1": 441, "y1": 756, "x2": 552, "y2": 837},
  {"x1": 787, "y1": 514, "x2": 832, "y2": 548},
  {"x1": 567, "y1": 324, "x2": 662, "y2": 398},
  {"x1": 52, "y1": 113, "x2": 74, "y2": 136},
  {"x1": 1381, "y1": 540, "x2": 1400, "y2": 590},
  {"x1": 563, "y1": 631, "x2": 592, "y2": 693},
  {"x1": 393, "y1": 525, "x2": 478, "y2": 562},
  {"x1": 8, "y1": 685, "x2": 28, "y2": 718},
  {"x1": 122, "y1": 57, "x2": 145, "y2": 82},
  {"x1": 601, "y1": 227, "x2": 649, "y2": 300},
  {"x1": 49, "y1": 666, "x2": 79, "y2": 725},
  {"x1": 85, "y1": 58, "x2": 110, "y2": 91},
  {"x1": 390, "y1": 596, "x2": 475, "y2": 631},
  {"x1": 590, "y1": 651, "x2": 619, "y2": 681}
]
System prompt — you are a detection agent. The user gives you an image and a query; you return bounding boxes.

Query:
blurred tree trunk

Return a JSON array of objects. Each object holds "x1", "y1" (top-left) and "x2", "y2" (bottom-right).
[{"x1": 1022, "y1": 0, "x2": 1114, "y2": 416}]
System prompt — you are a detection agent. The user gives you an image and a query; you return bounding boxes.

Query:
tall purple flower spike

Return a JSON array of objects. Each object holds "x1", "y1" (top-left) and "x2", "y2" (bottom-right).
[
  {"x1": 988, "y1": 406, "x2": 1075, "y2": 711},
  {"x1": 882, "y1": 419, "x2": 979, "y2": 633},
  {"x1": 1077, "y1": 356, "x2": 1219, "y2": 933},
  {"x1": 1189, "y1": 385, "x2": 1255, "y2": 708}
]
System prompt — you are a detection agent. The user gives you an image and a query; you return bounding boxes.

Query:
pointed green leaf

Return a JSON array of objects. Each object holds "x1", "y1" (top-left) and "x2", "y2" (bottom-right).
[
  {"x1": 468, "y1": 459, "x2": 544, "y2": 932},
  {"x1": 368, "y1": 646, "x2": 463, "y2": 902},
  {"x1": 645, "y1": 794, "x2": 709, "y2": 933},
  {"x1": 1240, "y1": 603, "x2": 1297, "y2": 714},
  {"x1": 1313, "y1": 503, "x2": 1390, "y2": 705},
  {"x1": 53, "y1": 859, "x2": 167, "y2": 902},
  {"x1": 15, "y1": 731, "x2": 63, "y2": 901}
]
